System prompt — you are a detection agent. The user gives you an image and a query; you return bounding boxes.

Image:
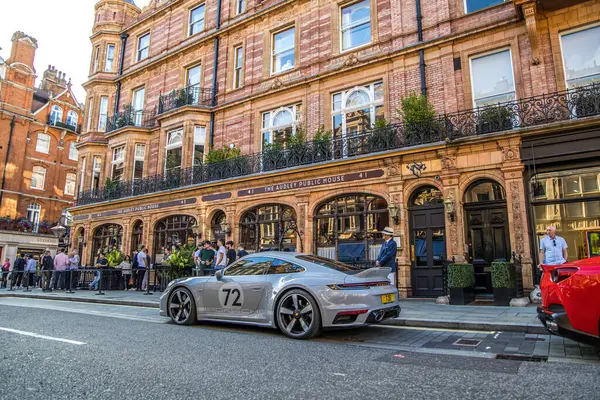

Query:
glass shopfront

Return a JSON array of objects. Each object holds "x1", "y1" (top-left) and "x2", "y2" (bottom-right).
[
  {"x1": 530, "y1": 167, "x2": 600, "y2": 260},
  {"x1": 91, "y1": 224, "x2": 123, "y2": 264},
  {"x1": 240, "y1": 204, "x2": 297, "y2": 252},
  {"x1": 314, "y1": 194, "x2": 388, "y2": 262},
  {"x1": 153, "y1": 215, "x2": 197, "y2": 263}
]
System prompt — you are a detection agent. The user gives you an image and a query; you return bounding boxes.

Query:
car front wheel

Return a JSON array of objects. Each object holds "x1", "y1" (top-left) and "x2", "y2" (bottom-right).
[
  {"x1": 276, "y1": 289, "x2": 321, "y2": 339},
  {"x1": 168, "y1": 287, "x2": 197, "y2": 326}
]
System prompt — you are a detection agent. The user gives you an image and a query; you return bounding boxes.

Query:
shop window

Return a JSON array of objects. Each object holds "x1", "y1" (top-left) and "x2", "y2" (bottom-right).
[
  {"x1": 165, "y1": 130, "x2": 183, "y2": 172},
  {"x1": 91, "y1": 224, "x2": 123, "y2": 262},
  {"x1": 560, "y1": 25, "x2": 600, "y2": 88},
  {"x1": 36, "y1": 133, "x2": 51, "y2": 154},
  {"x1": 464, "y1": 0, "x2": 504, "y2": 14},
  {"x1": 470, "y1": 49, "x2": 515, "y2": 108},
  {"x1": 340, "y1": 0, "x2": 371, "y2": 51},
  {"x1": 50, "y1": 105, "x2": 63, "y2": 125},
  {"x1": 530, "y1": 167, "x2": 600, "y2": 260},
  {"x1": 240, "y1": 204, "x2": 296, "y2": 252},
  {"x1": 153, "y1": 215, "x2": 196, "y2": 263},
  {"x1": 271, "y1": 27, "x2": 295, "y2": 74},
  {"x1": 314, "y1": 194, "x2": 388, "y2": 262},
  {"x1": 131, "y1": 220, "x2": 144, "y2": 253},
  {"x1": 189, "y1": 5, "x2": 205, "y2": 36}
]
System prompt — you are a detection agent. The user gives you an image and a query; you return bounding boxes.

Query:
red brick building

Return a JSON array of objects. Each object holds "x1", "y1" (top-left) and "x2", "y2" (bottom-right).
[
  {"x1": 0, "y1": 32, "x2": 83, "y2": 260},
  {"x1": 71, "y1": 0, "x2": 600, "y2": 298}
]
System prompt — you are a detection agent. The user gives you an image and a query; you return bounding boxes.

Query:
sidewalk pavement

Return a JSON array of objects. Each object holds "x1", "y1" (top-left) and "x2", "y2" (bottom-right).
[{"x1": 0, "y1": 288, "x2": 546, "y2": 334}]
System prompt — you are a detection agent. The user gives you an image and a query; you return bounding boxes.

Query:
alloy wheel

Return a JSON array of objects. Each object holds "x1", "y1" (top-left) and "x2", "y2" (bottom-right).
[
  {"x1": 169, "y1": 288, "x2": 194, "y2": 325},
  {"x1": 278, "y1": 292, "x2": 315, "y2": 338}
]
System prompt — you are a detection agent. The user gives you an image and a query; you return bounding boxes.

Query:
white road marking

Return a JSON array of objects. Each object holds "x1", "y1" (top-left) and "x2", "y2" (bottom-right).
[
  {"x1": 370, "y1": 324, "x2": 494, "y2": 334},
  {"x1": 332, "y1": 373, "x2": 347, "y2": 377},
  {"x1": 0, "y1": 327, "x2": 86, "y2": 345}
]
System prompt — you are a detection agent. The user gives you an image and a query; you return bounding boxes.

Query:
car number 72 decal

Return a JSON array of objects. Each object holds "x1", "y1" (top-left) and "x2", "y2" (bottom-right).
[{"x1": 218, "y1": 282, "x2": 244, "y2": 308}]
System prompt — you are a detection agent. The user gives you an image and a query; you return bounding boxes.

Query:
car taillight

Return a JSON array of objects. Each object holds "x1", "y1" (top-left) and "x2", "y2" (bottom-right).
[
  {"x1": 550, "y1": 267, "x2": 578, "y2": 283},
  {"x1": 327, "y1": 281, "x2": 390, "y2": 290}
]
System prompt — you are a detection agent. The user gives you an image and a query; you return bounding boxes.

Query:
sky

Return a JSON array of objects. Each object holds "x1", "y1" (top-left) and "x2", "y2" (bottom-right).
[{"x1": 0, "y1": 0, "x2": 151, "y2": 103}]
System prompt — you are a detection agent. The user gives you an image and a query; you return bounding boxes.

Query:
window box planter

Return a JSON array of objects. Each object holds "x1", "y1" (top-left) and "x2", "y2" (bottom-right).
[
  {"x1": 448, "y1": 263, "x2": 475, "y2": 305},
  {"x1": 491, "y1": 261, "x2": 516, "y2": 306}
]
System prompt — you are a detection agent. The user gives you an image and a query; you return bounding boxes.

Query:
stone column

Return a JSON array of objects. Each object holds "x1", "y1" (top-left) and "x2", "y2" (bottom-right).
[
  {"x1": 384, "y1": 158, "x2": 406, "y2": 296},
  {"x1": 296, "y1": 195, "x2": 309, "y2": 254}
]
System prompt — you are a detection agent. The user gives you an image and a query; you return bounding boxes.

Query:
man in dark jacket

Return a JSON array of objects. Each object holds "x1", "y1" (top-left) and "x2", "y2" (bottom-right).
[
  {"x1": 40, "y1": 250, "x2": 54, "y2": 291},
  {"x1": 376, "y1": 227, "x2": 398, "y2": 285},
  {"x1": 11, "y1": 253, "x2": 26, "y2": 289}
]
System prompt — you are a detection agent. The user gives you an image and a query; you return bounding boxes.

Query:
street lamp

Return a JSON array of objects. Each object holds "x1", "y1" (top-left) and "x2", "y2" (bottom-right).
[
  {"x1": 444, "y1": 195, "x2": 456, "y2": 222},
  {"x1": 191, "y1": 221, "x2": 202, "y2": 239},
  {"x1": 220, "y1": 221, "x2": 231, "y2": 236},
  {"x1": 387, "y1": 203, "x2": 400, "y2": 225},
  {"x1": 50, "y1": 224, "x2": 67, "y2": 239}
]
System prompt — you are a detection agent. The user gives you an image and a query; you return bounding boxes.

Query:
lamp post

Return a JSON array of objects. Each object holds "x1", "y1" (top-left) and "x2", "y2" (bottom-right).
[
  {"x1": 191, "y1": 221, "x2": 202, "y2": 244},
  {"x1": 220, "y1": 221, "x2": 231, "y2": 236}
]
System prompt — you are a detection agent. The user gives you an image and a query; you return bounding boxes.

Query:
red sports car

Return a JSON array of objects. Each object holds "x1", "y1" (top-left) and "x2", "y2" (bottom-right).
[{"x1": 537, "y1": 257, "x2": 600, "y2": 346}]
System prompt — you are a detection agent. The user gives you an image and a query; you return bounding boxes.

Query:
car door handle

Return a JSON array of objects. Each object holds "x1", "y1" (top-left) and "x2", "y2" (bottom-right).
[{"x1": 251, "y1": 287, "x2": 262, "y2": 291}]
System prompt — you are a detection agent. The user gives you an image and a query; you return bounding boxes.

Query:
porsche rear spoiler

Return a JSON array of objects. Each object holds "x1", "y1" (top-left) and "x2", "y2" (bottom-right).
[{"x1": 344, "y1": 267, "x2": 392, "y2": 283}]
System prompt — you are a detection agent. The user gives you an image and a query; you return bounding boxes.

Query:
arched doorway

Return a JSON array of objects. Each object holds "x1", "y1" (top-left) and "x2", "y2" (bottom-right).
[
  {"x1": 463, "y1": 179, "x2": 510, "y2": 295},
  {"x1": 75, "y1": 227, "x2": 85, "y2": 263},
  {"x1": 91, "y1": 224, "x2": 123, "y2": 264},
  {"x1": 210, "y1": 210, "x2": 227, "y2": 244},
  {"x1": 131, "y1": 220, "x2": 144, "y2": 255},
  {"x1": 313, "y1": 194, "x2": 388, "y2": 262},
  {"x1": 240, "y1": 204, "x2": 296, "y2": 252},
  {"x1": 408, "y1": 186, "x2": 445, "y2": 297},
  {"x1": 153, "y1": 215, "x2": 196, "y2": 263}
]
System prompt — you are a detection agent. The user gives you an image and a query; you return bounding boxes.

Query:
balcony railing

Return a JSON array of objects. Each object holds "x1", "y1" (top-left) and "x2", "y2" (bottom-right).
[
  {"x1": 158, "y1": 85, "x2": 216, "y2": 115},
  {"x1": 76, "y1": 83, "x2": 600, "y2": 206},
  {"x1": 105, "y1": 109, "x2": 157, "y2": 133},
  {"x1": 47, "y1": 116, "x2": 81, "y2": 133}
]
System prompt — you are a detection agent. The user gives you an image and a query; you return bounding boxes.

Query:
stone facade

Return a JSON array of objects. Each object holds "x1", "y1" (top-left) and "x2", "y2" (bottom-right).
[{"x1": 71, "y1": 0, "x2": 600, "y2": 297}]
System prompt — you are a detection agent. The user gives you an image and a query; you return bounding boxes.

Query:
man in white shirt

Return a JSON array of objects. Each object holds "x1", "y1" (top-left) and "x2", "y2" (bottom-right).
[
  {"x1": 539, "y1": 226, "x2": 568, "y2": 266},
  {"x1": 215, "y1": 239, "x2": 227, "y2": 270}
]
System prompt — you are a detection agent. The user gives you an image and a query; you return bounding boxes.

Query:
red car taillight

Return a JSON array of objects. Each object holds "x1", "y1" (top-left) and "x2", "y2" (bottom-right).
[
  {"x1": 550, "y1": 267, "x2": 578, "y2": 284},
  {"x1": 327, "y1": 281, "x2": 390, "y2": 290}
]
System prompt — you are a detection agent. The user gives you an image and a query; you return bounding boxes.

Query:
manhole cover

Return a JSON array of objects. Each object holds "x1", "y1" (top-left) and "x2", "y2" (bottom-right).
[
  {"x1": 496, "y1": 354, "x2": 548, "y2": 362},
  {"x1": 453, "y1": 339, "x2": 482, "y2": 347}
]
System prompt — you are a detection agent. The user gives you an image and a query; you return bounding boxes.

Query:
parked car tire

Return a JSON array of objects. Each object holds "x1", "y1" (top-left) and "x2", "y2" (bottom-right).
[
  {"x1": 276, "y1": 289, "x2": 322, "y2": 339},
  {"x1": 168, "y1": 287, "x2": 197, "y2": 326}
]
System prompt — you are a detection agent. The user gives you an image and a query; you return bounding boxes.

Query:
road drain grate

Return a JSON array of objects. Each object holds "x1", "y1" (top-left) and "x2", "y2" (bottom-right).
[
  {"x1": 496, "y1": 354, "x2": 548, "y2": 362},
  {"x1": 452, "y1": 339, "x2": 482, "y2": 347}
]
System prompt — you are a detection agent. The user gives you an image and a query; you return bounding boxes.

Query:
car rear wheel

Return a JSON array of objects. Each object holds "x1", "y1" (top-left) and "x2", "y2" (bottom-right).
[
  {"x1": 276, "y1": 289, "x2": 321, "y2": 339},
  {"x1": 168, "y1": 287, "x2": 196, "y2": 326}
]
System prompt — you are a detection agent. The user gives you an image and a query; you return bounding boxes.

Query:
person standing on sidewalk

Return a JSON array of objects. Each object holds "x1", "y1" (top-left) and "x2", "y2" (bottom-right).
[
  {"x1": 11, "y1": 253, "x2": 25, "y2": 289},
  {"x1": 199, "y1": 241, "x2": 215, "y2": 275},
  {"x1": 52, "y1": 249, "x2": 69, "y2": 290},
  {"x1": 136, "y1": 245, "x2": 148, "y2": 291},
  {"x1": 141, "y1": 248, "x2": 152, "y2": 291},
  {"x1": 25, "y1": 254, "x2": 37, "y2": 288},
  {"x1": 118, "y1": 255, "x2": 132, "y2": 290},
  {"x1": 1, "y1": 258, "x2": 10, "y2": 288},
  {"x1": 68, "y1": 249, "x2": 80, "y2": 290},
  {"x1": 226, "y1": 241, "x2": 237, "y2": 266},
  {"x1": 376, "y1": 227, "x2": 398, "y2": 285},
  {"x1": 237, "y1": 246, "x2": 248, "y2": 259},
  {"x1": 215, "y1": 239, "x2": 227, "y2": 270},
  {"x1": 539, "y1": 225, "x2": 568, "y2": 266},
  {"x1": 40, "y1": 251, "x2": 54, "y2": 292}
]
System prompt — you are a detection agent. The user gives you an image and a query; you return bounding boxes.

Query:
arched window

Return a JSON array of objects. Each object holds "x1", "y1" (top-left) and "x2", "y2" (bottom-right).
[
  {"x1": 131, "y1": 220, "x2": 144, "y2": 254},
  {"x1": 50, "y1": 105, "x2": 63, "y2": 124},
  {"x1": 27, "y1": 203, "x2": 41, "y2": 233},
  {"x1": 314, "y1": 194, "x2": 388, "y2": 262},
  {"x1": 36, "y1": 133, "x2": 51, "y2": 154},
  {"x1": 31, "y1": 166, "x2": 46, "y2": 190},
  {"x1": 165, "y1": 130, "x2": 183, "y2": 172},
  {"x1": 66, "y1": 110, "x2": 78, "y2": 128},
  {"x1": 332, "y1": 81, "x2": 384, "y2": 140},
  {"x1": 240, "y1": 204, "x2": 296, "y2": 252},
  {"x1": 211, "y1": 210, "x2": 227, "y2": 243},
  {"x1": 261, "y1": 104, "x2": 302, "y2": 149},
  {"x1": 464, "y1": 180, "x2": 506, "y2": 203},
  {"x1": 91, "y1": 224, "x2": 123, "y2": 263},
  {"x1": 410, "y1": 186, "x2": 444, "y2": 207},
  {"x1": 153, "y1": 215, "x2": 196, "y2": 262}
]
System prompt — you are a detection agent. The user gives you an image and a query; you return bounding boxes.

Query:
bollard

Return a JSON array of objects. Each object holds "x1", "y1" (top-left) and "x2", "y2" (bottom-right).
[
  {"x1": 66, "y1": 268, "x2": 74, "y2": 294},
  {"x1": 144, "y1": 265, "x2": 152, "y2": 295},
  {"x1": 96, "y1": 268, "x2": 105, "y2": 295}
]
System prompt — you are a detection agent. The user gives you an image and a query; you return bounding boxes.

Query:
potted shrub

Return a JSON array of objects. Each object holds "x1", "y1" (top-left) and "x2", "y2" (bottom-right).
[
  {"x1": 448, "y1": 263, "x2": 475, "y2": 305},
  {"x1": 312, "y1": 126, "x2": 332, "y2": 162},
  {"x1": 477, "y1": 104, "x2": 515, "y2": 134},
  {"x1": 165, "y1": 244, "x2": 196, "y2": 279},
  {"x1": 398, "y1": 94, "x2": 442, "y2": 146},
  {"x1": 491, "y1": 261, "x2": 516, "y2": 306},
  {"x1": 367, "y1": 118, "x2": 397, "y2": 152},
  {"x1": 205, "y1": 146, "x2": 243, "y2": 180}
]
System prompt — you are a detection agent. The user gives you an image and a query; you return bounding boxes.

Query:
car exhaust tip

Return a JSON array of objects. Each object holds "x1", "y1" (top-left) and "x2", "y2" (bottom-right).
[{"x1": 373, "y1": 311, "x2": 384, "y2": 322}]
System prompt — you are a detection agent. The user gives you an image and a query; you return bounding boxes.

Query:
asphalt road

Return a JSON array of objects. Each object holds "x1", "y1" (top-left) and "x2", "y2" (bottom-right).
[{"x1": 0, "y1": 299, "x2": 598, "y2": 400}]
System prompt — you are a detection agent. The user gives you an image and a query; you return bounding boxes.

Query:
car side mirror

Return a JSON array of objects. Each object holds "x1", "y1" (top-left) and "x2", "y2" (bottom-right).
[{"x1": 215, "y1": 270, "x2": 223, "y2": 281}]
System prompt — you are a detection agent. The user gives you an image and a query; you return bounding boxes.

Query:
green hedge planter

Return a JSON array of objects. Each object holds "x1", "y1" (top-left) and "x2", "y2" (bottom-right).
[
  {"x1": 491, "y1": 261, "x2": 517, "y2": 306},
  {"x1": 448, "y1": 263, "x2": 475, "y2": 305}
]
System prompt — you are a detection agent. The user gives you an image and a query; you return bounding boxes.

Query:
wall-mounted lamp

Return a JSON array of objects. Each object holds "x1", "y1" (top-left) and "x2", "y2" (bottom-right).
[
  {"x1": 191, "y1": 221, "x2": 202, "y2": 239},
  {"x1": 444, "y1": 196, "x2": 456, "y2": 222},
  {"x1": 220, "y1": 221, "x2": 232, "y2": 236},
  {"x1": 387, "y1": 203, "x2": 400, "y2": 225}
]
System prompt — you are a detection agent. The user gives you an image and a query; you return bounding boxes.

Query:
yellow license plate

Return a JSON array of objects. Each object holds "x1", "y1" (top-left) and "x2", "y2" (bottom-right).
[{"x1": 381, "y1": 293, "x2": 395, "y2": 304}]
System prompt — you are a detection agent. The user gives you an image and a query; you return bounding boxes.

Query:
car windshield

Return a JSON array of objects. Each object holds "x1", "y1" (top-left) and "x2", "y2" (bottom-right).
[{"x1": 296, "y1": 255, "x2": 362, "y2": 274}]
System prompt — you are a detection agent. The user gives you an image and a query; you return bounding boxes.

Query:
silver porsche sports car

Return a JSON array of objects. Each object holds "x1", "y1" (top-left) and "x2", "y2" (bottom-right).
[{"x1": 160, "y1": 252, "x2": 400, "y2": 339}]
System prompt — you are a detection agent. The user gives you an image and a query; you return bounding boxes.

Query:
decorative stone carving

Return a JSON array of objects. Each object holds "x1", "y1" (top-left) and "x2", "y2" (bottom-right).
[
  {"x1": 441, "y1": 156, "x2": 456, "y2": 170},
  {"x1": 446, "y1": 189, "x2": 459, "y2": 257},
  {"x1": 509, "y1": 181, "x2": 525, "y2": 254},
  {"x1": 298, "y1": 204, "x2": 306, "y2": 235},
  {"x1": 270, "y1": 78, "x2": 283, "y2": 91},
  {"x1": 343, "y1": 54, "x2": 359, "y2": 67},
  {"x1": 514, "y1": 0, "x2": 540, "y2": 65},
  {"x1": 502, "y1": 146, "x2": 519, "y2": 161}
]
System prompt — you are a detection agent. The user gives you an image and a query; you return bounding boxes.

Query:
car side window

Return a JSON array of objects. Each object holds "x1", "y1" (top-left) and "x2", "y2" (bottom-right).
[
  {"x1": 266, "y1": 258, "x2": 306, "y2": 275},
  {"x1": 224, "y1": 257, "x2": 271, "y2": 276}
]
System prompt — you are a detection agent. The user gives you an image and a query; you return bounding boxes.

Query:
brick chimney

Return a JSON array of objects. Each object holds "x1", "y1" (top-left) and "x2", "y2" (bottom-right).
[
  {"x1": 39, "y1": 65, "x2": 68, "y2": 96},
  {"x1": 6, "y1": 31, "x2": 38, "y2": 70}
]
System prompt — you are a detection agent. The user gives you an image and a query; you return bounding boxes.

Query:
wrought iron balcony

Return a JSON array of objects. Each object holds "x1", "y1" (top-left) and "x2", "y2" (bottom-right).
[
  {"x1": 105, "y1": 108, "x2": 157, "y2": 133},
  {"x1": 47, "y1": 116, "x2": 81, "y2": 133},
  {"x1": 158, "y1": 85, "x2": 216, "y2": 114},
  {"x1": 76, "y1": 83, "x2": 600, "y2": 206}
]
